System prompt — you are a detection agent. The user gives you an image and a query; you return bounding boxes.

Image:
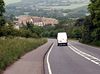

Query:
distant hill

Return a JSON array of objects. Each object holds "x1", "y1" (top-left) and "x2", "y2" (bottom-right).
[
  {"x1": 7, "y1": 0, "x2": 89, "y2": 6},
  {"x1": 5, "y1": 0, "x2": 89, "y2": 19},
  {"x1": 20, "y1": 0, "x2": 89, "y2": 5},
  {"x1": 21, "y1": 0, "x2": 89, "y2": 3},
  {"x1": 66, "y1": 6, "x2": 89, "y2": 18}
]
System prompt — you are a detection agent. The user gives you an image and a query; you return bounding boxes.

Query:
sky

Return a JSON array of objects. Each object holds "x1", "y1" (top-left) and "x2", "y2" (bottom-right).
[
  {"x1": 4, "y1": 0, "x2": 21, "y2": 5},
  {"x1": 4, "y1": 0, "x2": 89, "y2": 5}
]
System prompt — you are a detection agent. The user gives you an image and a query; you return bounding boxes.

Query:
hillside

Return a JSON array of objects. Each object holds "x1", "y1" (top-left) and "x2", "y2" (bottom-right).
[
  {"x1": 5, "y1": 0, "x2": 89, "y2": 19},
  {"x1": 21, "y1": 0, "x2": 89, "y2": 3},
  {"x1": 7, "y1": 0, "x2": 89, "y2": 6}
]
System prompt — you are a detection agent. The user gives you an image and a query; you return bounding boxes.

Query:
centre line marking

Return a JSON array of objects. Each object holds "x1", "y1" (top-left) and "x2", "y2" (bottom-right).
[
  {"x1": 47, "y1": 43, "x2": 55, "y2": 74},
  {"x1": 68, "y1": 44, "x2": 100, "y2": 66}
]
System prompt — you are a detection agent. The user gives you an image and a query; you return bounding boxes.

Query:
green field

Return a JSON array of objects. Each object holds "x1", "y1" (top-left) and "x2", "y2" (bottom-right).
[{"x1": 0, "y1": 37, "x2": 47, "y2": 73}]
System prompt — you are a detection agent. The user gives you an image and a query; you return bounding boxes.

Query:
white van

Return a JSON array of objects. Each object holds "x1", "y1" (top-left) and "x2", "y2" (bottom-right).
[{"x1": 57, "y1": 32, "x2": 68, "y2": 46}]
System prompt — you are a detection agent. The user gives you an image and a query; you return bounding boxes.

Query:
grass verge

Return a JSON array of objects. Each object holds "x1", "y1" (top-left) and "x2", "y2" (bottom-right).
[
  {"x1": 0, "y1": 37, "x2": 47, "y2": 73},
  {"x1": 90, "y1": 41, "x2": 100, "y2": 47},
  {"x1": 79, "y1": 39, "x2": 100, "y2": 47}
]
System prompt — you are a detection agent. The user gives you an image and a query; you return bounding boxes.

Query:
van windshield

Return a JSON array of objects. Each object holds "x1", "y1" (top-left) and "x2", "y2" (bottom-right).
[{"x1": 58, "y1": 33, "x2": 67, "y2": 39}]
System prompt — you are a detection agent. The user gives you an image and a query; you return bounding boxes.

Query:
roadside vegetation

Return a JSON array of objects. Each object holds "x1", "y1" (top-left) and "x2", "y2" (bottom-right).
[
  {"x1": 0, "y1": 38, "x2": 47, "y2": 72},
  {"x1": 73, "y1": 0, "x2": 100, "y2": 46}
]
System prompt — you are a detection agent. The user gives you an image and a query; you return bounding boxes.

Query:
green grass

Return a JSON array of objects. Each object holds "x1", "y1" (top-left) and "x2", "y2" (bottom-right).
[{"x1": 0, "y1": 37, "x2": 47, "y2": 73}]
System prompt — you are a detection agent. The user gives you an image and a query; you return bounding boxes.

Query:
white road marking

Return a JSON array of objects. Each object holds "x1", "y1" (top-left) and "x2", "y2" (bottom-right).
[
  {"x1": 47, "y1": 43, "x2": 55, "y2": 74},
  {"x1": 68, "y1": 44, "x2": 100, "y2": 66}
]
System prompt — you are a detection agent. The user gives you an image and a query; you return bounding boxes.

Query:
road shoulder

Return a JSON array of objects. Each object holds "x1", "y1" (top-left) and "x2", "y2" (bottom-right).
[{"x1": 3, "y1": 40, "x2": 53, "y2": 74}]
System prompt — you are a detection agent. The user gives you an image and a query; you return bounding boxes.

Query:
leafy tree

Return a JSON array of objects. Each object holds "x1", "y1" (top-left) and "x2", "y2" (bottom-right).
[
  {"x1": 74, "y1": 18, "x2": 84, "y2": 26},
  {"x1": 80, "y1": 16, "x2": 94, "y2": 43},
  {"x1": 31, "y1": 26, "x2": 44, "y2": 37},
  {"x1": 88, "y1": 0, "x2": 100, "y2": 41},
  {"x1": 0, "y1": 0, "x2": 5, "y2": 26},
  {"x1": 89, "y1": 0, "x2": 100, "y2": 27},
  {"x1": 72, "y1": 27, "x2": 82, "y2": 39}
]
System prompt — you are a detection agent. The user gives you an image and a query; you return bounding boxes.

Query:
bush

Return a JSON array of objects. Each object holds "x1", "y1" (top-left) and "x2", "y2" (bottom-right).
[
  {"x1": 72, "y1": 27, "x2": 82, "y2": 39},
  {"x1": 0, "y1": 25, "x2": 39, "y2": 38},
  {"x1": 91, "y1": 41, "x2": 100, "y2": 46},
  {"x1": 0, "y1": 25, "x2": 20, "y2": 37},
  {"x1": 30, "y1": 26, "x2": 44, "y2": 37},
  {"x1": 91, "y1": 28, "x2": 100, "y2": 41}
]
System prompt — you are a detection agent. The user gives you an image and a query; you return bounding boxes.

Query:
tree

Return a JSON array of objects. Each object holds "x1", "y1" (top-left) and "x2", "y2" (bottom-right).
[
  {"x1": 88, "y1": 0, "x2": 100, "y2": 41},
  {"x1": 89, "y1": 0, "x2": 100, "y2": 27},
  {"x1": 72, "y1": 27, "x2": 82, "y2": 39},
  {"x1": 0, "y1": 0, "x2": 5, "y2": 26},
  {"x1": 31, "y1": 26, "x2": 44, "y2": 37},
  {"x1": 80, "y1": 16, "x2": 94, "y2": 43}
]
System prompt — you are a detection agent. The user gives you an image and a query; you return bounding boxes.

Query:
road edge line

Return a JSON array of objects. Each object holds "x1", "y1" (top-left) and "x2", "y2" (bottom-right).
[
  {"x1": 43, "y1": 43, "x2": 54, "y2": 74},
  {"x1": 46, "y1": 43, "x2": 54, "y2": 74}
]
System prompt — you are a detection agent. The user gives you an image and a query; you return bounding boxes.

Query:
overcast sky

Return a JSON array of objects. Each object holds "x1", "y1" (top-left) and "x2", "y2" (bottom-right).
[
  {"x1": 4, "y1": 0, "x2": 21, "y2": 5},
  {"x1": 4, "y1": 0, "x2": 89, "y2": 5}
]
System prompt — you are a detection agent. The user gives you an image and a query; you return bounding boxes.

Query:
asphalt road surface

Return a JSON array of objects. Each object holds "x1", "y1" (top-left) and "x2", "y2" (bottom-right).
[
  {"x1": 3, "y1": 39, "x2": 100, "y2": 74},
  {"x1": 45, "y1": 39, "x2": 100, "y2": 74}
]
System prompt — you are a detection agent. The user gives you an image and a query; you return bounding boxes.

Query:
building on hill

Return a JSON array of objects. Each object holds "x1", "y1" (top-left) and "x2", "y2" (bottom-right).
[
  {"x1": 42, "y1": 17, "x2": 59, "y2": 26},
  {"x1": 31, "y1": 16, "x2": 44, "y2": 26},
  {"x1": 14, "y1": 15, "x2": 59, "y2": 29}
]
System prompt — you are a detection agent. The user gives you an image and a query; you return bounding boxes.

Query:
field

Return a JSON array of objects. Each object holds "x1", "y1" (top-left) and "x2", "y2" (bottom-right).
[{"x1": 0, "y1": 37, "x2": 47, "y2": 73}]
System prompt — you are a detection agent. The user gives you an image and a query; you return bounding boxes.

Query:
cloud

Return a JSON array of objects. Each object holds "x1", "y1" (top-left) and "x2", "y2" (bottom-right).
[{"x1": 4, "y1": 0, "x2": 21, "y2": 5}]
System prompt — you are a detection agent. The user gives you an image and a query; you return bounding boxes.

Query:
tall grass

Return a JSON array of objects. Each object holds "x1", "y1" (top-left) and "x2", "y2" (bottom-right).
[{"x1": 0, "y1": 38, "x2": 47, "y2": 72}]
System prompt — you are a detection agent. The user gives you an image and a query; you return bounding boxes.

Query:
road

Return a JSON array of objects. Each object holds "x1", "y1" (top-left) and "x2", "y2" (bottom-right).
[
  {"x1": 3, "y1": 39, "x2": 100, "y2": 74},
  {"x1": 45, "y1": 39, "x2": 100, "y2": 74}
]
